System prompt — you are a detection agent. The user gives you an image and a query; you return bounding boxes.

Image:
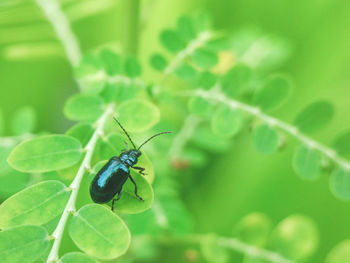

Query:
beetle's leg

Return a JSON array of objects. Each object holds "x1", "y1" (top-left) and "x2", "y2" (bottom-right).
[
  {"x1": 111, "y1": 190, "x2": 122, "y2": 211},
  {"x1": 128, "y1": 175, "x2": 144, "y2": 201},
  {"x1": 132, "y1": 166, "x2": 146, "y2": 176}
]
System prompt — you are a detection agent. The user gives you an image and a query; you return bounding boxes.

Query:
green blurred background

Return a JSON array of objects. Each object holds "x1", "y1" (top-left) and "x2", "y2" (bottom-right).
[{"x1": 1, "y1": 0, "x2": 350, "y2": 262}]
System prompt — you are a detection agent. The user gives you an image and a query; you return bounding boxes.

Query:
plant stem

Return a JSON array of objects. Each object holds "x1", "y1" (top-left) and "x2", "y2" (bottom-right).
[
  {"x1": 46, "y1": 104, "x2": 114, "y2": 263},
  {"x1": 169, "y1": 115, "x2": 201, "y2": 159},
  {"x1": 122, "y1": 0, "x2": 140, "y2": 55},
  {"x1": 35, "y1": 0, "x2": 82, "y2": 67},
  {"x1": 197, "y1": 89, "x2": 350, "y2": 170}
]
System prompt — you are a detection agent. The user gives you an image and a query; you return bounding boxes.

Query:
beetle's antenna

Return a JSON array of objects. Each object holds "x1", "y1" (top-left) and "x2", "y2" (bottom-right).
[
  {"x1": 113, "y1": 117, "x2": 137, "y2": 149},
  {"x1": 137, "y1": 131, "x2": 172, "y2": 150}
]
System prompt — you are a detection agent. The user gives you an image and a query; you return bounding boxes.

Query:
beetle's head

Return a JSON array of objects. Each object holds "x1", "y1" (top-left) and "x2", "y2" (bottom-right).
[{"x1": 120, "y1": 149, "x2": 141, "y2": 167}]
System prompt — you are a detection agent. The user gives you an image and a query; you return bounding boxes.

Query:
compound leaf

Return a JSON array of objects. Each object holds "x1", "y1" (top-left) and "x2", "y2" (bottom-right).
[
  {"x1": 0, "y1": 225, "x2": 50, "y2": 263},
  {"x1": 0, "y1": 180, "x2": 70, "y2": 228},
  {"x1": 68, "y1": 204, "x2": 130, "y2": 260}
]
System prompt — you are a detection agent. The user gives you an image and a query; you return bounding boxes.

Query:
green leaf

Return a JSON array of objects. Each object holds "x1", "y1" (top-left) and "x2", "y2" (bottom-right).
[
  {"x1": 188, "y1": 95, "x2": 213, "y2": 118},
  {"x1": 98, "y1": 133, "x2": 126, "y2": 160},
  {"x1": 160, "y1": 30, "x2": 184, "y2": 53},
  {"x1": 124, "y1": 56, "x2": 141, "y2": 77},
  {"x1": 0, "y1": 225, "x2": 50, "y2": 263},
  {"x1": 253, "y1": 124, "x2": 279, "y2": 155},
  {"x1": 60, "y1": 252, "x2": 99, "y2": 263},
  {"x1": 221, "y1": 64, "x2": 252, "y2": 97},
  {"x1": 191, "y1": 48, "x2": 218, "y2": 68},
  {"x1": 0, "y1": 180, "x2": 70, "y2": 228},
  {"x1": 99, "y1": 49, "x2": 122, "y2": 76},
  {"x1": 176, "y1": 15, "x2": 196, "y2": 42},
  {"x1": 253, "y1": 75, "x2": 292, "y2": 111},
  {"x1": 197, "y1": 71, "x2": 217, "y2": 90},
  {"x1": 117, "y1": 99, "x2": 160, "y2": 133},
  {"x1": 293, "y1": 145, "x2": 321, "y2": 181},
  {"x1": 326, "y1": 240, "x2": 350, "y2": 263},
  {"x1": 150, "y1": 53, "x2": 168, "y2": 71},
  {"x1": 233, "y1": 212, "x2": 272, "y2": 247},
  {"x1": 66, "y1": 123, "x2": 94, "y2": 147},
  {"x1": 0, "y1": 146, "x2": 29, "y2": 199},
  {"x1": 211, "y1": 106, "x2": 243, "y2": 138},
  {"x1": 191, "y1": 127, "x2": 230, "y2": 152},
  {"x1": 7, "y1": 135, "x2": 82, "y2": 173},
  {"x1": 270, "y1": 214, "x2": 318, "y2": 261},
  {"x1": 11, "y1": 106, "x2": 36, "y2": 135},
  {"x1": 75, "y1": 53, "x2": 102, "y2": 77},
  {"x1": 332, "y1": 131, "x2": 350, "y2": 158},
  {"x1": 294, "y1": 101, "x2": 334, "y2": 133},
  {"x1": 100, "y1": 83, "x2": 139, "y2": 104},
  {"x1": 175, "y1": 63, "x2": 197, "y2": 79},
  {"x1": 68, "y1": 204, "x2": 131, "y2": 260},
  {"x1": 200, "y1": 234, "x2": 229, "y2": 263},
  {"x1": 64, "y1": 94, "x2": 104, "y2": 121},
  {"x1": 330, "y1": 168, "x2": 350, "y2": 200}
]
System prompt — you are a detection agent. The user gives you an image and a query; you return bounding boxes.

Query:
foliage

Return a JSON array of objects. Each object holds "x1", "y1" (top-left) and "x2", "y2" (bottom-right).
[{"x1": 0, "y1": 2, "x2": 349, "y2": 263}]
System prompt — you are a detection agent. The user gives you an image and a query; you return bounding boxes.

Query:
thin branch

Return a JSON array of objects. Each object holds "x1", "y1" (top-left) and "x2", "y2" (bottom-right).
[
  {"x1": 35, "y1": 0, "x2": 82, "y2": 67},
  {"x1": 197, "y1": 89, "x2": 350, "y2": 171},
  {"x1": 217, "y1": 236, "x2": 295, "y2": 263},
  {"x1": 168, "y1": 115, "x2": 202, "y2": 159},
  {"x1": 46, "y1": 104, "x2": 114, "y2": 263},
  {"x1": 163, "y1": 31, "x2": 213, "y2": 76}
]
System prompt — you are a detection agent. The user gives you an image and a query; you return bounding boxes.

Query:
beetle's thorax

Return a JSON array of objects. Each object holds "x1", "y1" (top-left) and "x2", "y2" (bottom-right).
[{"x1": 119, "y1": 149, "x2": 141, "y2": 167}]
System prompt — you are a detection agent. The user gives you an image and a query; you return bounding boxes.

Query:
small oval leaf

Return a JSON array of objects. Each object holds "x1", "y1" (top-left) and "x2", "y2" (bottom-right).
[
  {"x1": 150, "y1": 53, "x2": 168, "y2": 72},
  {"x1": 326, "y1": 240, "x2": 350, "y2": 263},
  {"x1": 253, "y1": 75, "x2": 292, "y2": 111},
  {"x1": 64, "y1": 94, "x2": 104, "y2": 121},
  {"x1": 68, "y1": 204, "x2": 131, "y2": 260},
  {"x1": 253, "y1": 124, "x2": 279, "y2": 155},
  {"x1": 293, "y1": 145, "x2": 321, "y2": 181},
  {"x1": 176, "y1": 15, "x2": 196, "y2": 42},
  {"x1": 270, "y1": 214, "x2": 319, "y2": 261},
  {"x1": 294, "y1": 101, "x2": 334, "y2": 133},
  {"x1": 220, "y1": 64, "x2": 252, "y2": 98},
  {"x1": 330, "y1": 168, "x2": 350, "y2": 201},
  {"x1": 175, "y1": 63, "x2": 197, "y2": 79},
  {"x1": 0, "y1": 225, "x2": 50, "y2": 263},
  {"x1": 60, "y1": 252, "x2": 99, "y2": 263},
  {"x1": 332, "y1": 131, "x2": 350, "y2": 158},
  {"x1": 117, "y1": 99, "x2": 160, "y2": 133},
  {"x1": 7, "y1": 135, "x2": 82, "y2": 173},
  {"x1": 0, "y1": 180, "x2": 70, "y2": 228},
  {"x1": 124, "y1": 56, "x2": 141, "y2": 77},
  {"x1": 188, "y1": 95, "x2": 213, "y2": 118},
  {"x1": 99, "y1": 49, "x2": 122, "y2": 76},
  {"x1": 211, "y1": 106, "x2": 243, "y2": 138},
  {"x1": 66, "y1": 123, "x2": 94, "y2": 147},
  {"x1": 160, "y1": 30, "x2": 184, "y2": 53}
]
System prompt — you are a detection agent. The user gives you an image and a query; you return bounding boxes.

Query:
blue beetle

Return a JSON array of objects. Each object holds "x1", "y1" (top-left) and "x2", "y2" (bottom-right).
[{"x1": 90, "y1": 117, "x2": 170, "y2": 211}]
